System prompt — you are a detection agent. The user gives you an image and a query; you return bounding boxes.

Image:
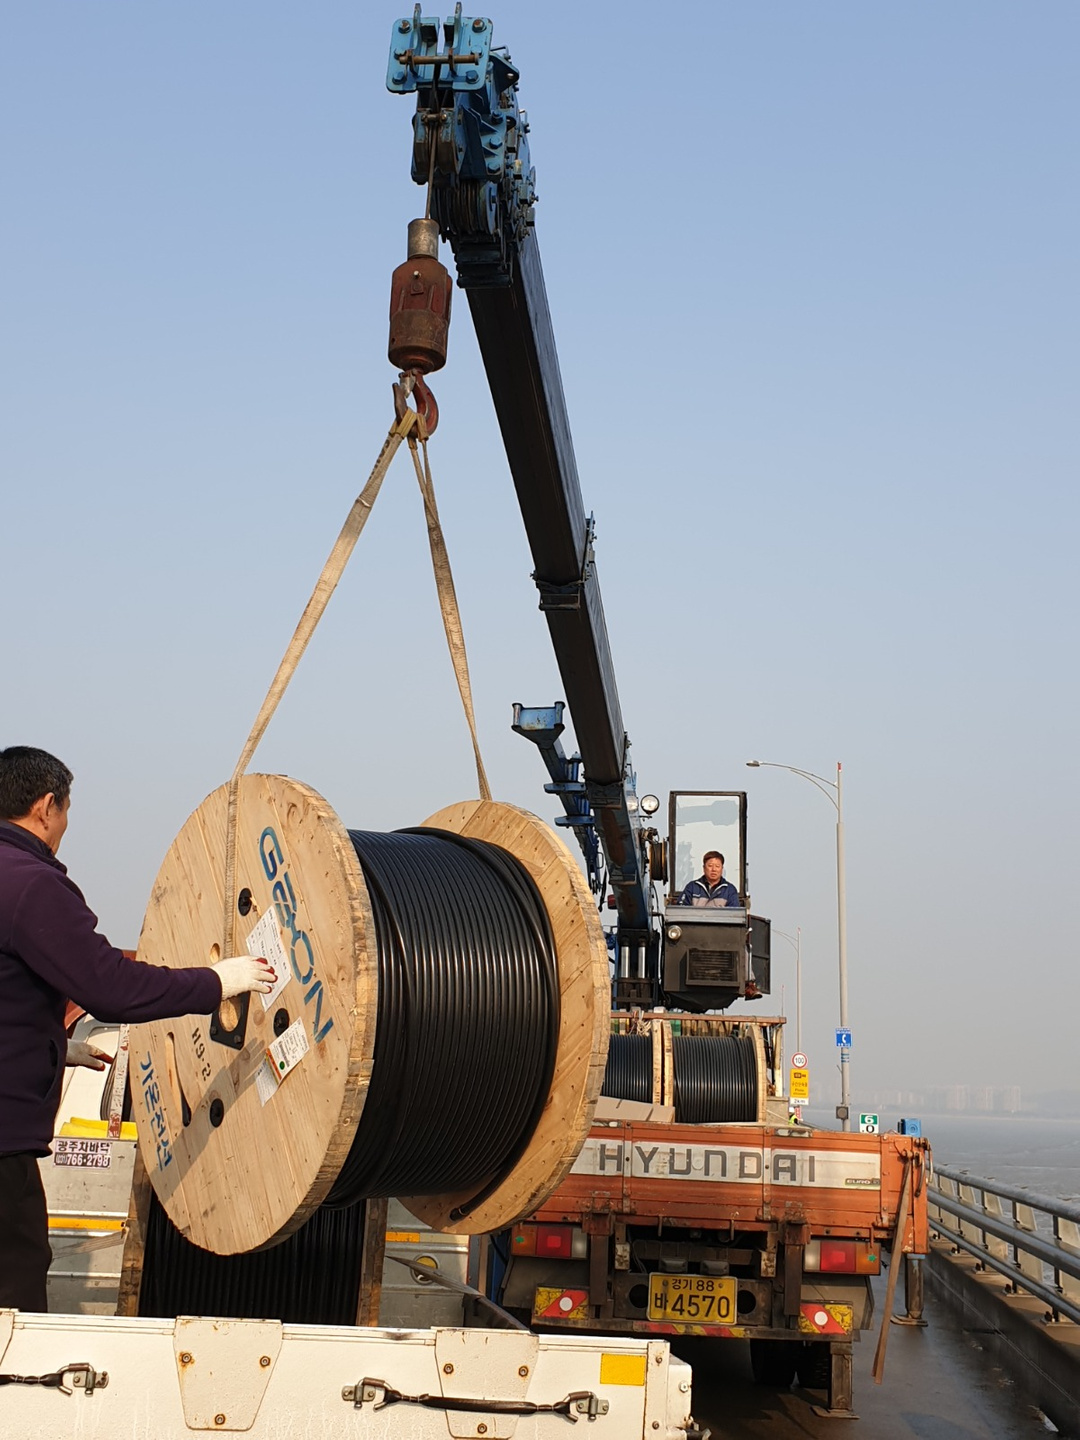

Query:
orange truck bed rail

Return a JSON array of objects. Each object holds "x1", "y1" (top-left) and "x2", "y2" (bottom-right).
[{"x1": 537, "y1": 1122, "x2": 929, "y2": 1251}]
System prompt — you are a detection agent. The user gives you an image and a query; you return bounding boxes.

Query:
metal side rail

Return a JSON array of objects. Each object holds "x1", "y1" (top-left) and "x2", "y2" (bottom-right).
[
  {"x1": 0, "y1": 1310, "x2": 703, "y2": 1440},
  {"x1": 926, "y1": 1161, "x2": 1080, "y2": 1437}
]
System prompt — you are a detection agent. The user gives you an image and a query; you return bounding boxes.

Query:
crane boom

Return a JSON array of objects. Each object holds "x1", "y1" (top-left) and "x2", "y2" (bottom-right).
[{"x1": 388, "y1": 9, "x2": 653, "y2": 945}]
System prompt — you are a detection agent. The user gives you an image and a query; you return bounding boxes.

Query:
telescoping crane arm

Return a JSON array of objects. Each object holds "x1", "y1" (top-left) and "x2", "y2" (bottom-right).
[{"x1": 387, "y1": 9, "x2": 654, "y2": 953}]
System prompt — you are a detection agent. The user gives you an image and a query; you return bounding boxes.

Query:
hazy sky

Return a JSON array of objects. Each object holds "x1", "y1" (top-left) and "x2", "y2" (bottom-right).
[{"x1": 3, "y1": 4, "x2": 1077, "y2": 1103}]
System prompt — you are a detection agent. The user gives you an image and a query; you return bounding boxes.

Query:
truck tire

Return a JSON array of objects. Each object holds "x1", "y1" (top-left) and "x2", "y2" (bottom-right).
[
  {"x1": 749, "y1": 1339, "x2": 799, "y2": 1388},
  {"x1": 796, "y1": 1342, "x2": 831, "y2": 1390}
]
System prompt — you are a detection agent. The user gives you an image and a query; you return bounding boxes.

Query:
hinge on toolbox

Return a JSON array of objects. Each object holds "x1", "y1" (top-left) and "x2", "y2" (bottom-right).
[
  {"x1": 0, "y1": 1361, "x2": 108, "y2": 1395},
  {"x1": 342, "y1": 1377, "x2": 608, "y2": 1421}
]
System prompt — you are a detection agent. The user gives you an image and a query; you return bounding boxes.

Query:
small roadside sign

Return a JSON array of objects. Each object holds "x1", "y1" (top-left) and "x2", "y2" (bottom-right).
[
  {"x1": 835, "y1": 1029, "x2": 852, "y2": 1048},
  {"x1": 859, "y1": 1113, "x2": 879, "y2": 1134},
  {"x1": 789, "y1": 1067, "x2": 810, "y2": 1101},
  {"x1": 791, "y1": 1052, "x2": 808, "y2": 1069}
]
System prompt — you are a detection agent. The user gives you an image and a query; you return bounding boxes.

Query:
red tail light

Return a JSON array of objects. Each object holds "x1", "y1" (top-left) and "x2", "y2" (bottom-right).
[
  {"x1": 511, "y1": 1222, "x2": 583, "y2": 1259},
  {"x1": 804, "y1": 1239, "x2": 880, "y2": 1274},
  {"x1": 535, "y1": 1224, "x2": 575, "y2": 1258}
]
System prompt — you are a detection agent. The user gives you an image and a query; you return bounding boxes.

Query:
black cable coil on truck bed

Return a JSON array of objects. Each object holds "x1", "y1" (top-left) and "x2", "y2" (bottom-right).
[
  {"x1": 600, "y1": 1033, "x2": 652, "y2": 1104},
  {"x1": 602, "y1": 1033, "x2": 758, "y2": 1122}
]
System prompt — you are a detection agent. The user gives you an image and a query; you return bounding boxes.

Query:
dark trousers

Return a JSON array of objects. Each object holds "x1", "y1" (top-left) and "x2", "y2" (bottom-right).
[{"x1": 0, "y1": 1152, "x2": 51, "y2": 1311}]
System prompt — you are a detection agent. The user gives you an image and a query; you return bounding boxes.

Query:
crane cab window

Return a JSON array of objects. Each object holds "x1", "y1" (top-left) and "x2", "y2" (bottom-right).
[{"x1": 668, "y1": 792, "x2": 747, "y2": 905}]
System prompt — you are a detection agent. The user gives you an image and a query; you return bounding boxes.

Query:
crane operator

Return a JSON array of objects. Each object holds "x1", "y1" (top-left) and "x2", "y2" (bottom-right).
[
  {"x1": 678, "y1": 851, "x2": 740, "y2": 907},
  {"x1": 0, "y1": 746, "x2": 276, "y2": 1312}
]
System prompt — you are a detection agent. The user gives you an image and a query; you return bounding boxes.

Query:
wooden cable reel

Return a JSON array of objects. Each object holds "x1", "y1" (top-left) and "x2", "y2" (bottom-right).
[{"x1": 130, "y1": 774, "x2": 609, "y2": 1256}]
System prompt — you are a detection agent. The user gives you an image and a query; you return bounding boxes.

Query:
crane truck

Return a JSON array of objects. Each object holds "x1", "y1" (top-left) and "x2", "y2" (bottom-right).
[{"x1": 383, "y1": 9, "x2": 930, "y2": 1418}]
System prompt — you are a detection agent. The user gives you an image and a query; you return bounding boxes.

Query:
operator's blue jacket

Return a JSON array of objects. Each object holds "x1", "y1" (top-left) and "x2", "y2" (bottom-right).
[{"x1": 677, "y1": 876, "x2": 741, "y2": 907}]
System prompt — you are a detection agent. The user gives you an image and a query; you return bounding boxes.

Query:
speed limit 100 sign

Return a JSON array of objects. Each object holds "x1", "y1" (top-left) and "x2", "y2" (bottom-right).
[{"x1": 791, "y1": 1052, "x2": 808, "y2": 1069}]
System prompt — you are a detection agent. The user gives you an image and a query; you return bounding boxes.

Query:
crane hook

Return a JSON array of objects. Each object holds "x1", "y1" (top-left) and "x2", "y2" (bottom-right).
[{"x1": 394, "y1": 369, "x2": 439, "y2": 437}]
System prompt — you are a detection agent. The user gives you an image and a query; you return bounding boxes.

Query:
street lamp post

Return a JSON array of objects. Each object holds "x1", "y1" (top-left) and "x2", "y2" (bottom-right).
[
  {"x1": 747, "y1": 760, "x2": 850, "y2": 1131},
  {"x1": 773, "y1": 926, "x2": 802, "y2": 1055}
]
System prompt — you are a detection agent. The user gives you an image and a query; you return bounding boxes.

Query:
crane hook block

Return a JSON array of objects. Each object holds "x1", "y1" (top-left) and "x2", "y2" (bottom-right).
[{"x1": 388, "y1": 217, "x2": 453, "y2": 374}]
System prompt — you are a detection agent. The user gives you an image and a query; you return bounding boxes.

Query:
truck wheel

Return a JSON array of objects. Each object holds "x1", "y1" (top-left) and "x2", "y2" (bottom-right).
[
  {"x1": 749, "y1": 1339, "x2": 799, "y2": 1387},
  {"x1": 796, "y1": 1343, "x2": 831, "y2": 1390}
]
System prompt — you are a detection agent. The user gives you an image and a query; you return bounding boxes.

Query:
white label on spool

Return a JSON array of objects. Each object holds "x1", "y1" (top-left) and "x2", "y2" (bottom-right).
[
  {"x1": 246, "y1": 909, "x2": 291, "y2": 1011},
  {"x1": 255, "y1": 1018, "x2": 310, "y2": 1106}
]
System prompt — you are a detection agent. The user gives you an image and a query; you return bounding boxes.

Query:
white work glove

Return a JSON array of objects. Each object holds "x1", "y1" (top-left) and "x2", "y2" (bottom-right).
[
  {"x1": 66, "y1": 1041, "x2": 113, "y2": 1071},
  {"x1": 212, "y1": 956, "x2": 277, "y2": 1000}
]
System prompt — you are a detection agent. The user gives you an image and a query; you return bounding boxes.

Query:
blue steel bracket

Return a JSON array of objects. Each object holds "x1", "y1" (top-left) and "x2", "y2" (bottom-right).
[
  {"x1": 386, "y1": 8, "x2": 492, "y2": 93},
  {"x1": 387, "y1": 8, "x2": 537, "y2": 287},
  {"x1": 512, "y1": 703, "x2": 603, "y2": 893}
]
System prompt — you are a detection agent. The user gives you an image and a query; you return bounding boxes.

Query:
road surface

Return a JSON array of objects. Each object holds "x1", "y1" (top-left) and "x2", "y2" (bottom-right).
[{"x1": 677, "y1": 1275, "x2": 1057, "y2": 1439}]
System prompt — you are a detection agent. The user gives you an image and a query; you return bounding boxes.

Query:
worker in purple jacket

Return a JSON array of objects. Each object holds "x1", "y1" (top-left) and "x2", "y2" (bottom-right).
[{"x1": 0, "y1": 746, "x2": 276, "y2": 1312}]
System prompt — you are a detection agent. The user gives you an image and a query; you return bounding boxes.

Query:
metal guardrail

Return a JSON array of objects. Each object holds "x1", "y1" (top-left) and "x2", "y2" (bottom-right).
[{"x1": 929, "y1": 1161, "x2": 1080, "y2": 1326}]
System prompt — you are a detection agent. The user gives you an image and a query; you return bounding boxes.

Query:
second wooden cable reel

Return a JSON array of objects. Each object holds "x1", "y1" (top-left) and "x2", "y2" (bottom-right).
[{"x1": 131, "y1": 774, "x2": 610, "y2": 1256}]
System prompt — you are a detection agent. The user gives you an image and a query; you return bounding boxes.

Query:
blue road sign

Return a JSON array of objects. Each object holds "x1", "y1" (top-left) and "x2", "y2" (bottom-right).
[{"x1": 835, "y1": 1029, "x2": 852, "y2": 1048}]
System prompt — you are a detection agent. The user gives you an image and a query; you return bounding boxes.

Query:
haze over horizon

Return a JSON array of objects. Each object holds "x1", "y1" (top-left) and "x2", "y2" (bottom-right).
[{"x1": 3, "y1": 3, "x2": 1077, "y2": 1105}]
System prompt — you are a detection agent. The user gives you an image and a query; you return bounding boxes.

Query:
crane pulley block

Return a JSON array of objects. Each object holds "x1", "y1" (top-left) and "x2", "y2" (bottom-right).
[
  {"x1": 389, "y1": 218, "x2": 453, "y2": 375},
  {"x1": 387, "y1": 8, "x2": 536, "y2": 287}
]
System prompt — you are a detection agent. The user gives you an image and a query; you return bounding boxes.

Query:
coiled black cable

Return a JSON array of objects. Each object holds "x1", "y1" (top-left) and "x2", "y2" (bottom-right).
[
  {"x1": 140, "y1": 1189, "x2": 369, "y2": 1325},
  {"x1": 601, "y1": 1033, "x2": 759, "y2": 1121},
  {"x1": 325, "y1": 828, "x2": 559, "y2": 1210},
  {"x1": 671, "y1": 1034, "x2": 758, "y2": 1123},
  {"x1": 601, "y1": 1034, "x2": 653, "y2": 1104}
]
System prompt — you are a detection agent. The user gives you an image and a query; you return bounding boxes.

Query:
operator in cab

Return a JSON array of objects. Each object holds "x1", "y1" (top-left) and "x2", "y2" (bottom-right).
[
  {"x1": 678, "y1": 850, "x2": 740, "y2": 907},
  {"x1": 0, "y1": 746, "x2": 278, "y2": 1313}
]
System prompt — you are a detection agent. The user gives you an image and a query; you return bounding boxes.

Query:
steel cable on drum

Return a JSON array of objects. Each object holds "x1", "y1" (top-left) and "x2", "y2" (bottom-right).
[
  {"x1": 671, "y1": 1035, "x2": 758, "y2": 1123},
  {"x1": 600, "y1": 1034, "x2": 653, "y2": 1105}
]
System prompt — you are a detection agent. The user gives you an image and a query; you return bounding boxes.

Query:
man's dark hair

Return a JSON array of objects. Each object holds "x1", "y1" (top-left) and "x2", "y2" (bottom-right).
[
  {"x1": 0, "y1": 747, "x2": 73, "y2": 820},
  {"x1": 703, "y1": 850, "x2": 725, "y2": 865}
]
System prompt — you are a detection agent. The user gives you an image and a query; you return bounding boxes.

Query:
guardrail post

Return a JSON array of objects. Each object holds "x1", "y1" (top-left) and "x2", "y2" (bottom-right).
[
  {"x1": 1012, "y1": 1200, "x2": 1044, "y2": 1295},
  {"x1": 1053, "y1": 1217, "x2": 1080, "y2": 1319},
  {"x1": 957, "y1": 1180, "x2": 981, "y2": 1249},
  {"x1": 982, "y1": 1191, "x2": 1009, "y2": 1264},
  {"x1": 932, "y1": 1176, "x2": 959, "y2": 1252}
]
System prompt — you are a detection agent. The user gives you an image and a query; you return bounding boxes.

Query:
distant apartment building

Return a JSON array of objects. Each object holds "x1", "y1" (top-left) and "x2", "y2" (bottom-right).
[{"x1": 857, "y1": 1083, "x2": 1024, "y2": 1116}]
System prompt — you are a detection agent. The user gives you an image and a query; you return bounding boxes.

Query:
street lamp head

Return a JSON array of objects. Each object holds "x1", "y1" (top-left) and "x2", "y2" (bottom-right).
[{"x1": 745, "y1": 760, "x2": 761, "y2": 768}]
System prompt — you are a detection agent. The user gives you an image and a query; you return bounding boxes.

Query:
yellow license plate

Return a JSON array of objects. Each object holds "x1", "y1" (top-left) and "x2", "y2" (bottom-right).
[{"x1": 647, "y1": 1274, "x2": 737, "y2": 1323}]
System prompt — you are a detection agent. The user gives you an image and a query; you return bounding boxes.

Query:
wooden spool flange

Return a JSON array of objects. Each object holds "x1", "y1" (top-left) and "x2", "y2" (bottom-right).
[{"x1": 131, "y1": 775, "x2": 609, "y2": 1254}]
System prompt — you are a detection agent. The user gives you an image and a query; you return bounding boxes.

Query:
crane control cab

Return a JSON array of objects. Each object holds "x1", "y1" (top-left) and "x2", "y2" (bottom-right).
[{"x1": 660, "y1": 789, "x2": 772, "y2": 1011}]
